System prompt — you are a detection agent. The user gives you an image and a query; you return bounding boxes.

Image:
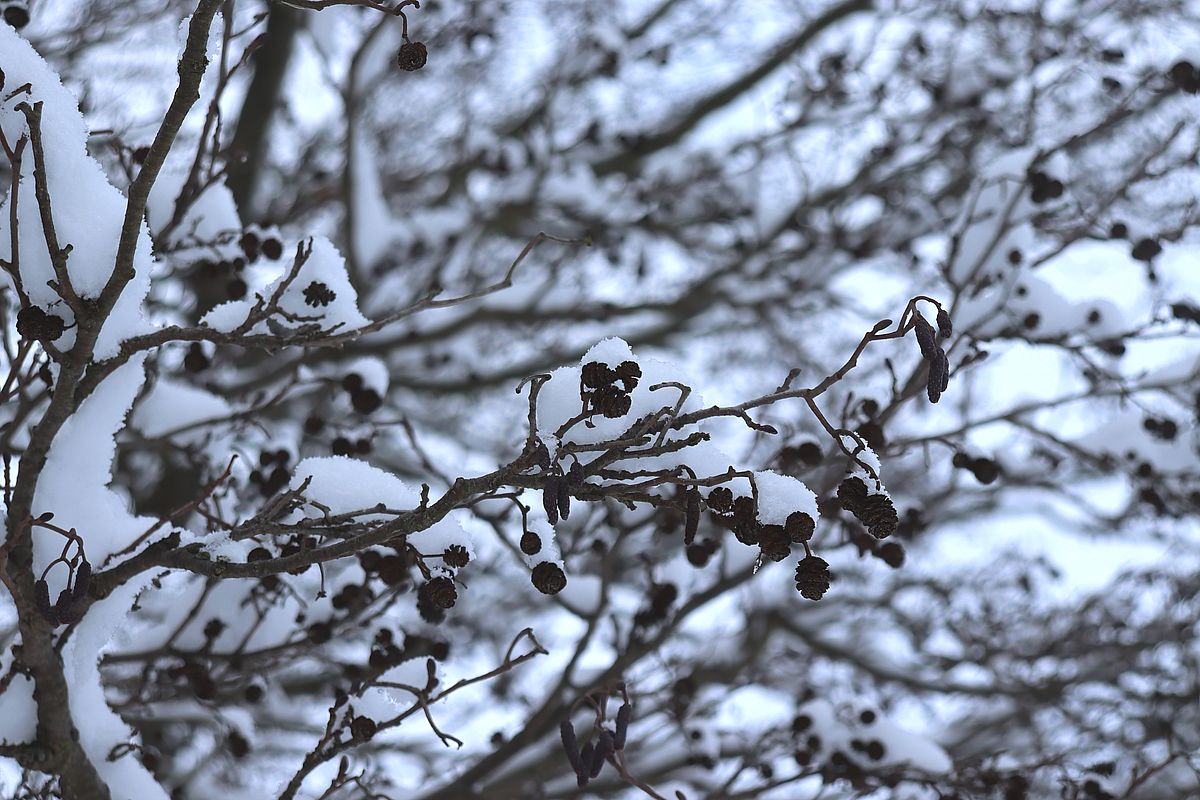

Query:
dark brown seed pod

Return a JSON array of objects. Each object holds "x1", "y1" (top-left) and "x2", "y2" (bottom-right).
[
  {"x1": 397, "y1": 40, "x2": 428, "y2": 71},
  {"x1": 581, "y1": 361, "x2": 612, "y2": 389},
  {"x1": 836, "y1": 476, "x2": 869, "y2": 512},
  {"x1": 72, "y1": 559, "x2": 91, "y2": 603},
  {"x1": 614, "y1": 360, "x2": 641, "y2": 391},
  {"x1": 557, "y1": 479, "x2": 572, "y2": 521},
  {"x1": 614, "y1": 703, "x2": 632, "y2": 750},
  {"x1": 350, "y1": 715, "x2": 377, "y2": 741},
  {"x1": 912, "y1": 313, "x2": 938, "y2": 361},
  {"x1": 420, "y1": 576, "x2": 458, "y2": 610},
  {"x1": 4, "y1": 5, "x2": 30, "y2": 30},
  {"x1": 758, "y1": 524, "x2": 791, "y2": 562},
  {"x1": 34, "y1": 579, "x2": 56, "y2": 625},
  {"x1": 261, "y1": 237, "x2": 284, "y2": 260},
  {"x1": 785, "y1": 511, "x2": 815, "y2": 543},
  {"x1": 560, "y1": 719, "x2": 584, "y2": 776},
  {"x1": 683, "y1": 489, "x2": 700, "y2": 545},
  {"x1": 531, "y1": 561, "x2": 567, "y2": 595},
  {"x1": 302, "y1": 281, "x2": 337, "y2": 308},
  {"x1": 795, "y1": 556, "x2": 832, "y2": 601},
  {"x1": 543, "y1": 476, "x2": 562, "y2": 524},
  {"x1": 936, "y1": 307, "x2": 953, "y2": 339},
  {"x1": 443, "y1": 545, "x2": 470, "y2": 569},
  {"x1": 520, "y1": 531, "x2": 542, "y2": 556},
  {"x1": 706, "y1": 486, "x2": 733, "y2": 513},
  {"x1": 15, "y1": 306, "x2": 65, "y2": 343},
  {"x1": 566, "y1": 460, "x2": 584, "y2": 487},
  {"x1": 877, "y1": 542, "x2": 905, "y2": 568}
]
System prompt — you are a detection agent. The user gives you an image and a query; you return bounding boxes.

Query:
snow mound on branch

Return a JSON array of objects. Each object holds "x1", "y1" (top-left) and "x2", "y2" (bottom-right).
[
  {"x1": 752, "y1": 470, "x2": 819, "y2": 523},
  {"x1": 291, "y1": 456, "x2": 419, "y2": 516},
  {"x1": 0, "y1": 23, "x2": 155, "y2": 360},
  {"x1": 132, "y1": 377, "x2": 232, "y2": 440},
  {"x1": 273, "y1": 236, "x2": 369, "y2": 330},
  {"x1": 30, "y1": 357, "x2": 168, "y2": 799},
  {"x1": 200, "y1": 298, "x2": 256, "y2": 332},
  {"x1": 289, "y1": 457, "x2": 471, "y2": 551}
]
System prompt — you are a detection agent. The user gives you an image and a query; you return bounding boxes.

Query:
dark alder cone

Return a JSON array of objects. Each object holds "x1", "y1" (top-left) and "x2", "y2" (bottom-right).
[
  {"x1": 239, "y1": 231, "x2": 260, "y2": 261},
  {"x1": 443, "y1": 545, "x2": 470, "y2": 569},
  {"x1": 795, "y1": 556, "x2": 832, "y2": 601},
  {"x1": 16, "y1": 306, "x2": 65, "y2": 342},
  {"x1": 614, "y1": 703, "x2": 632, "y2": 750},
  {"x1": 685, "y1": 541, "x2": 715, "y2": 567},
  {"x1": 836, "y1": 476, "x2": 869, "y2": 511},
  {"x1": 858, "y1": 493, "x2": 899, "y2": 539},
  {"x1": 706, "y1": 486, "x2": 734, "y2": 513},
  {"x1": 543, "y1": 476, "x2": 562, "y2": 524},
  {"x1": 758, "y1": 524, "x2": 791, "y2": 562},
  {"x1": 302, "y1": 281, "x2": 337, "y2": 307},
  {"x1": 531, "y1": 561, "x2": 567, "y2": 595},
  {"x1": 520, "y1": 531, "x2": 542, "y2": 556},
  {"x1": 421, "y1": 576, "x2": 458, "y2": 610},
  {"x1": 785, "y1": 511, "x2": 815, "y2": 543},
  {"x1": 794, "y1": 441, "x2": 824, "y2": 467},
  {"x1": 351, "y1": 388, "x2": 383, "y2": 414},
  {"x1": 417, "y1": 589, "x2": 446, "y2": 624},
  {"x1": 307, "y1": 621, "x2": 332, "y2": 644},
  {"x1": 4, "y1": 4, "x2": 30, "y2": 29},
  {"x1": 227, "y1": 731, "x2": 250, "y2": 759},
  {"x1": 331, "y1": 436, "x2": 353, "y2": 456},
  {"x1": 227, "y1": 278, "x2": 248, "y2": 300},
  {"x1": 244, "y1": 684, "x2": 264, "y2": 704},
  {"x1": 183, "y1": 343, "x2": 210, "y2": 373},
  {"x1": 581, "y1": 361, "x2": 612, "y2": 389},
  {"x1": 1131, "y1": 237, "x2": 1162, "y2": 262},
  {"x1": 351, "y1": 716, "x2": 378, "y2": 741},
  {"x1": 969, "y1": 457, "x2": 1000, "y2": 485},
  {"x1": 342, "y1": 372, "x2": 364, "y2": 393},
  {"x1": 397, "y1": 40, "x2": 428, "y2": 71},
  {"x1": 614, "y1": 360, "x2": 641, "y2": 391},
  {"x1": 683, "y1": 489, "x2": 700, "y2": 545},
  {"x1": 261, "y1": 237, "x2": 284, "y2": 260},
  {"x1": 566, "y1": 460, "x2": 584, "y2": 486},
  {"x1": 378, "y1": 554, "x2": 407, "y2": 585},
  {"x1": 1169, "y1": 60, "x2": 1200, "y2": 93},
  {"x1": 557, "y1": 479, "x2": 572, "y2": 521},
  {"x1": 877, "y1": 541, "x2": 905, "y2": 568}
]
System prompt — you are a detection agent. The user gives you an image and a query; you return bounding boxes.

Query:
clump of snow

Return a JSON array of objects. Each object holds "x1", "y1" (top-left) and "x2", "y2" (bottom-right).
[
  {"x1": 0, "y1": 23, "x2": 155, "y2": 360},
  {"x1": 132, "y1": 378, "x2": 231, "y2": 440},
  {"x1": 342, "y1": 355, "x2": 390, "y2": 394},
  {"x1": 752, "y1": 470, "x2": 819, "y2": 524},
  {"x1": 290, "y1": 456, "x2": 418, "y2": 517},
  {"x1": 270, "y1": 236, "x2": 369, "y2": 331},
  {"x1": 200, "y1": 299, "x2": 256, "y2": 332}
]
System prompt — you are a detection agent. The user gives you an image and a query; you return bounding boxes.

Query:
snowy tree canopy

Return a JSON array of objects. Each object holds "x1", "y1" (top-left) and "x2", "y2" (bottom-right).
[{"x1": 0, "y1": 1, "x2": 1198, "y2": 799}]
